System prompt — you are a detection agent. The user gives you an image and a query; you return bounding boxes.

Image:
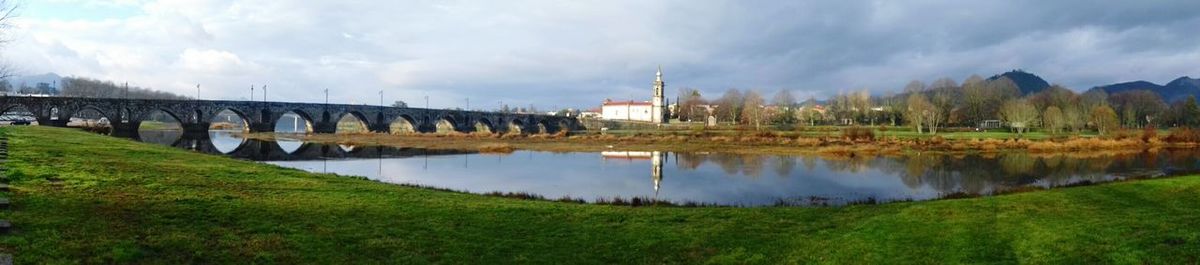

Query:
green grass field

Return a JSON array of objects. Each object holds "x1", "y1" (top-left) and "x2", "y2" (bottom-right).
[{"x1": 0, "y1": 126, "x2": 1197, "y2": 264}]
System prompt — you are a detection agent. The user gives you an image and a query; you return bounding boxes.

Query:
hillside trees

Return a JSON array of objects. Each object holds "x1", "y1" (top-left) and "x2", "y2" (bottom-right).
[
  {"x1": 61, "y1": 77, "x2": 190, "y2": 100},
  {"x1": 1108, "y1": 90, "x2": 1166, "y2": 128}
]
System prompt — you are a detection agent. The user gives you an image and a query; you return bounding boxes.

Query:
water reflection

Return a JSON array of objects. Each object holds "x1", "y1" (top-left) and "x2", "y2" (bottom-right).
[{"x1": 130, "y1": 130, "x2": 1200, "y2": 206}]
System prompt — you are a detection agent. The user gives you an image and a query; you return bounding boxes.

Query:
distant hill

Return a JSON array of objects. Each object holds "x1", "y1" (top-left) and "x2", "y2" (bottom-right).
[
  {"x1": 4, "y1": 73, "x2": 63, "y2": 87},
  {"x1": 1090, "y1": 76, "x2": 1200, "y2": 102},
  {"x1": 987, "y1": 70, "x2": 1050, "y2": 95}
]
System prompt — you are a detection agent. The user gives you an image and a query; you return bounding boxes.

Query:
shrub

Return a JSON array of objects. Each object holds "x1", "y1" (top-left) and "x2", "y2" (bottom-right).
[
  {"x1": 1166, "y1": 127, "x2": 1200, "y2": 143},
  {"x1": 841, "y1": 126, "x2": 875, "y2": 142},
  {"x1": 1142, "y1": 124, "x2": 1157, "y2": 143}
]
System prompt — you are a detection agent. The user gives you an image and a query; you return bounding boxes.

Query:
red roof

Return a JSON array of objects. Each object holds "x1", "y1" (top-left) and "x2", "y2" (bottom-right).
[{"x1": 602, "y1": 100, "x2": 652, "y2": 106}]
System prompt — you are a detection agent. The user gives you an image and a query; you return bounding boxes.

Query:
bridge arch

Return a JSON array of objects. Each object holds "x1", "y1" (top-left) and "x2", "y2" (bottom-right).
[
  {"x1": 434, "y1": 115, "x2": 459, "y2": 133},
  {"x1": 210, "y1": 108, "x2": 251, "y2": 131},
  {"x1": 0, "y1": 104, "x2": 38, "y2": 125},
  {"x1": 138, "y1": 108, "x2": 185, "y2": 131},
  {"x1": 389, "y1": 114, "x2": 418, "y2": 134},
  {"x1": 507, "y1": 119, "x2": 527, "y2": 134},
  {"x1": 535, "y1": 119, "x2": 551, "y2": 134},
  {"x1": 473, "y1": 118, "x2": 495, "y2": 134},
  {"x1": 335, "y1": 111, "x2": 371, "y2": 134},
  {"x1": 275, "y1": 110, "x2": 315, "y2": 133}
]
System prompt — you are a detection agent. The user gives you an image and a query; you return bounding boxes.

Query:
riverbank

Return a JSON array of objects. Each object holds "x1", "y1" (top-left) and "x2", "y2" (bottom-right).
[
  {"x1": 243, "y1": 128, "x2": 1199, "y2": 157},
  {"x1": 1, "y1": 126, "x2": 1198, "y2": 263}
]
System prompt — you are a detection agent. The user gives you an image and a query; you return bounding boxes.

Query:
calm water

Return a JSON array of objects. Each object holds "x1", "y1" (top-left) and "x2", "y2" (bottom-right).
[{"x1": 133, "y1": 130, "x2": 1200, "y2": 206}]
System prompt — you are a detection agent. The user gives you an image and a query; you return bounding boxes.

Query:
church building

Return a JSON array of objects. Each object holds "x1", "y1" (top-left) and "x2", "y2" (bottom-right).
[{"x1": 600, "y1": 66, "x2": 669, "y2": 123}]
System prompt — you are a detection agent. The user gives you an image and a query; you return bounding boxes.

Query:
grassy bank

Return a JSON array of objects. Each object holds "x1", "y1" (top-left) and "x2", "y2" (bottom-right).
[{"x1": 1, "y1": 126, "x2": 1199, "y2": 263}]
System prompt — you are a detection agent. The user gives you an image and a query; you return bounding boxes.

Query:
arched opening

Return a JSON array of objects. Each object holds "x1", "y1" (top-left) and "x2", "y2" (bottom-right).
[
  {"x1": 209, "y1": 109, "x2": 250, "y2": 153},
  {"x1": 210, "y1": 109, "x2": 249, "y2": 131},
  {"x1": 67, "y1": 108, "x2": 112, "y2": 134},
  {"x1": 473, "y1": 118, "x2": 494, "y2": 134},
  {"x1": 1, "y1": 105, "x2": 39, "y2": 125},
  {"x1": 139, "y1": 109, "x2": 183, "y2": 131},
  {"x1": 120, "y1": 108, "x2": 131, "y2": 123},
  {"x1": 137, "y1": 109, "x2": 183, "y2": 146},
  {"x1": 389, "y1": 115, "x2": 417, "y2": 134},
  {"x1": 49, "y1": 107, "x2": 60, "y2": 120},
  {"x1": 277, "y1": 139, "x2": 304, "y2": 154},
  {"x1": 435, "y1": 117, "x2": 458, "y2": 133},
  {"x1": 535, "y1": 120, "x2": 549, "y2": 134},
  {"x1": 507, "y1": 119, "x2": 526, "y2": 134},
  {"x1": 275, "y1": 111, "x2": 313, "y2": 134},
  {"x1": 557, "y1": 120, "x2": 571, "y2": 133},
  {"x1": 336, "y1": 113, "x2": 369, "y2": 134}
]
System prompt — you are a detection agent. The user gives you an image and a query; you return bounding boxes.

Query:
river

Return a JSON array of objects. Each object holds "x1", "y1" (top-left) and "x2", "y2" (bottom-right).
[{"x1": 131, "y1": 130, "x2": 1200, "y2": 206}]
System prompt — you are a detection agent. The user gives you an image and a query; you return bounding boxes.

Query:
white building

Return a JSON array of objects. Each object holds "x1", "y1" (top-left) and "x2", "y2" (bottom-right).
[{"x1": 600, "y1": 66, "x2": 669, "y2": 123}]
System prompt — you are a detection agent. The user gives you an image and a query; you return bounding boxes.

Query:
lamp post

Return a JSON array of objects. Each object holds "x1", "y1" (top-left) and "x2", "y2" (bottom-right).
[
  {"x1": 324, "y1": 89, "x2": 329, "y2": 105},
  {"x1": 250, "y1": 85, "x2": 255, "y2": 101},
  {"x1": 263, "y1": 85, "x2": 267, "y2": 102},
  {"x1": 379, "y1": 90, "x2": 384, "y2": 107},
  {"x1": 425, "y1": 95, "x2": 429, "y2": 109},
  {"x1": 195, "y1": 84, "x2": 200, "y2": 100}
]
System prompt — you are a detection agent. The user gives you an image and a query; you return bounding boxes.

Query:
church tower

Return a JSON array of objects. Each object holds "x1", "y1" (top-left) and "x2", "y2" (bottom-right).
[{"x1": 651, "y1": 65, "x2": 667, "y2": 124}]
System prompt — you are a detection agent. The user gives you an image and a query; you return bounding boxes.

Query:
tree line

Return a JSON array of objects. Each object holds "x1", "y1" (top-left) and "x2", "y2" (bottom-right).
[
  {"x1": 0, "y1": 77, "x2": 191, "y2": 100},
  {"x1": 672, "y1": 74, "x2": 1200, "y2": 134}
]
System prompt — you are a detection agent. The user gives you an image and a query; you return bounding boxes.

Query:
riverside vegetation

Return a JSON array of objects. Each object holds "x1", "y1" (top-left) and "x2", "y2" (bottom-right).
[
  {"x1": 244, "y1": 125, "x2": 1200, "y2": 157},
  {"x1": 1, "y1": 126, "x2": 1198, "y2": 263}
]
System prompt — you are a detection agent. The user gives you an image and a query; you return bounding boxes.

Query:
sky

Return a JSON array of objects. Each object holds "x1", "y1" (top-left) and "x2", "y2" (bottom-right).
[{"x1": 3, "y1": 0, "x2": 1200, "y2": 110}]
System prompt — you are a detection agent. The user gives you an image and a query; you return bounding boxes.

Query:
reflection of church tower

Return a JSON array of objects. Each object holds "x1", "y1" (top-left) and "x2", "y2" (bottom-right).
[
  {"x1": 651, "y1": 66, "x2": 668, "y2": 124},
  {"x1": 651, "y1": 151, "x2": 664, "y2": 197}
]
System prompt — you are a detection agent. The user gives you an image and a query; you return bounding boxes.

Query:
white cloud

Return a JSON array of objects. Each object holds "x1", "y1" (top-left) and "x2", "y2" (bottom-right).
[{"x1": 4, "y1": 0, "x2": 1200, "y2": 108}]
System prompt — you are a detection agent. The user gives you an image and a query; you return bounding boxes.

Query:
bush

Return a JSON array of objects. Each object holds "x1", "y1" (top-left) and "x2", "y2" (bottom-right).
[
  {"x1": 841, "y1": 127, "x2": 875, "y2": 142},
  {"x1": 1142, "y1": 125, "x2": 1157, "y2": 143},
  {"x1": 1166, "y1": 127, "x2": 1200, "y2": 143}
]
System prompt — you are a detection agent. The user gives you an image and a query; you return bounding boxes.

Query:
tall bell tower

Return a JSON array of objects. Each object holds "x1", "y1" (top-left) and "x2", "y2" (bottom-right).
[{"x1": 651, "y1": 65, "x2": 667, "y2": 124}]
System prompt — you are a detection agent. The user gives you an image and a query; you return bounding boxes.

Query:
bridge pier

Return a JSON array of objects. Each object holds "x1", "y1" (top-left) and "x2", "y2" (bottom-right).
[
  {"x1": 312, "y1": 122, "x2": 337, "y2": 134},
  {"x1": 181, "y1": 123, "x2": 211, "y2": 138},
  {"x1": 111, "y1": 122, "x2": 141, "y2": 138},
  {"x1": 247, "y1": 122, "x2": 276, "y2": 134}
]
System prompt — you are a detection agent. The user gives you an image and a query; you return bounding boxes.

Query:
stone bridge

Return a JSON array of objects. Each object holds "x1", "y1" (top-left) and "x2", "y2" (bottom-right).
[{"x1": 0, "y1": 96, "x2": 580, "y2": 137}]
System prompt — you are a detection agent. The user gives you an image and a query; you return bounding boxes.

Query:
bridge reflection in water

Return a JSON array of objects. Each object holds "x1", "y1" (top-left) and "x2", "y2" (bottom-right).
[
  {"x1": 134, "y1": 130, "x2": 477, "y2": 161},
  {"x1": 129, "y1": 130, "x2": 1200, "y2": 206}
]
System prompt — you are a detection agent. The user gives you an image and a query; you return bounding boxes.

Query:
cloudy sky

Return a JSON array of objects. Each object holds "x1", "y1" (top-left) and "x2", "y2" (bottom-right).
[{"x1": 4, "y1": 0, "x2": 1200, "y2": 109}]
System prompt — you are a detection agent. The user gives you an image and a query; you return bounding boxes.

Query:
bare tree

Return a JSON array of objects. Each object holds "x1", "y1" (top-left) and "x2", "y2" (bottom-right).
[
  {"x1": 1090, "y1": 105, "x2": 1120, "y2": 135},
  {"x1": 0, "y1": 0, "x2": 18, "y2": 79},
  {"x1": 1042, "y1": 106, "x2": 1064, "y2": 134},
  {"x1": 770, "y1": 89, "x2": 797, "y2": 125},
  {"x1": 1000, "y1": 99, "x2": 1039, "y2": 134},
  {"x1": 906, "y1": 93, "x2": 932, "y2": 134},
  {"x1": 713, "y1": 89, "x2": 743, "y2": 123},
  {"x1": 740, "y1": 90, "x2": 766, "y2": 130},
  {"x1": 677, "y1": 87, "x2": 707, "y2": 122}
]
